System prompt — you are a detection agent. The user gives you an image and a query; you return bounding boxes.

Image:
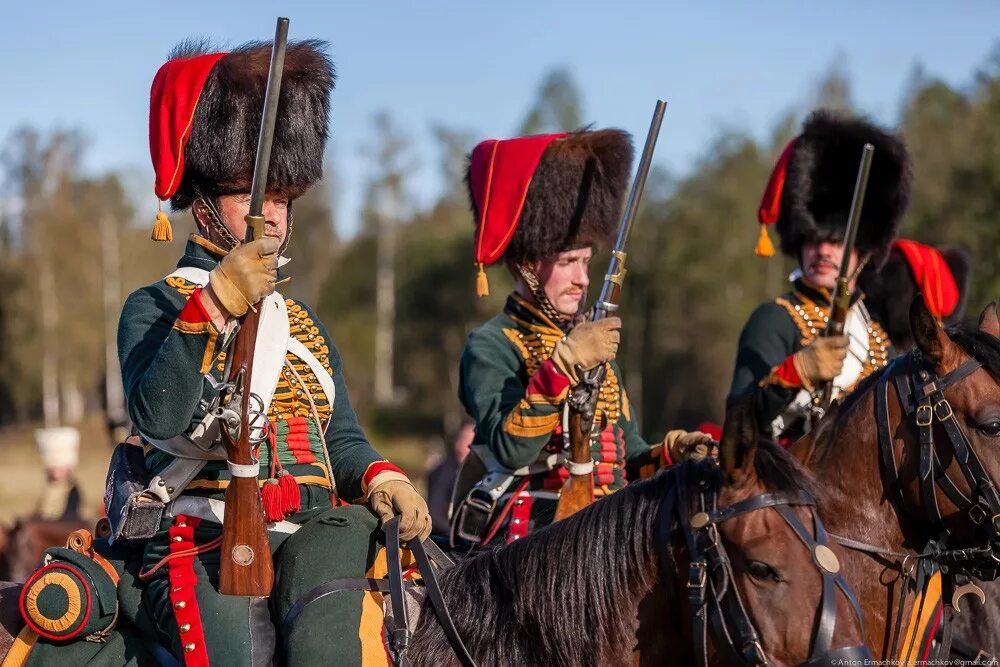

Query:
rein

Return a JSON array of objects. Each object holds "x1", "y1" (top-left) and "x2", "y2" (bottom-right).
[
  {"x1": 280, "y1": 521, "x2": 475, "y2": 667},
  {"x1": 661, "y1": 462, "x2": 871, "y2": 667},
  {"x1": 382, "y1": 517, "x2": 477, "y2": 667}
]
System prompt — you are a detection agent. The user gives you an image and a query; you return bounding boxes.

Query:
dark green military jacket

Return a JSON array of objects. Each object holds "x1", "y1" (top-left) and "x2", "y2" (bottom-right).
[
  {"x1": 728, "y1": 277, "x2": 891, "y2": 442},
  {"x1": 118, "y1": 238, "x2": 396, "y2": 503},
  {"x1": 459, "y1": 294, "x2": 659, "y2": 500}
]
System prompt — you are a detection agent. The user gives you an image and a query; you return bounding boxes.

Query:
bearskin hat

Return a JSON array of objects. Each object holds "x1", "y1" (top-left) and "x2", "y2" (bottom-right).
[
  {"x1": 150, "y1": 39, "x2": 334, "y2": 211},
  {"x1": 467, "y1": 129, "x2": 633, "y2": 268},
  {"x1": 858, "y1": 241, "x2": 971, "y2": 351},
  {"x1": 759, "y1": 110, "x2": 913, "y2": 267}
]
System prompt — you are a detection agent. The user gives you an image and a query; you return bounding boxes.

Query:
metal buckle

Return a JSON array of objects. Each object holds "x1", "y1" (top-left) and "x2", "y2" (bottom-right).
[
  {"x1": 743, "y1": 639, "x2": 767, "y2": 666},
  {"x1": 975, "y1": 649, "x2": 999, "y2": 666},
  {"x1": 455, "y1": 490, "x2": 498, "y2": 543},
  {"x1": 915, "y1": 404, "x2": 933, "y2": 427},
  {"x1": 968, "y1": 504, "x2": 988, "y2": 525},
  {"x1": 934, "y1": 399, "x2": 954, "y2": 421},
  {"x1": 687, "y1": 561, "x2": 707, "y2": 589}
]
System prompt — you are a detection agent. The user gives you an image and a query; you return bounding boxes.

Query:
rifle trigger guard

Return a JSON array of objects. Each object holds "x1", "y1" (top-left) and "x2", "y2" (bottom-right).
[{"x1": 246, "y1": 392, "x2": 271, "y2": 446}]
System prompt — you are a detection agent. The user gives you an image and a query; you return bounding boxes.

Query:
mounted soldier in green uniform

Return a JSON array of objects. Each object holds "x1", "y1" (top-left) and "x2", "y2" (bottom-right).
[
  {"x1": 729, "y1": 110, "x2": 912, "y2": 444},
  {"x1": 15, "y1": 35, "x2": 430, "y2": 667},
  {"x1": 451, "y1": 130, "x2": 710, "y2": 546}
]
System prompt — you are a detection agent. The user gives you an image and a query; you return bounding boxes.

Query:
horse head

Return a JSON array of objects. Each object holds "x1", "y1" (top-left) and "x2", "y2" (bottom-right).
[
  {"x1": 677, "y1": 395, "x2": 870, "y2": 666},
  {"x1": 893, "y1": 298, "x2": 1000, "y2": 556}
]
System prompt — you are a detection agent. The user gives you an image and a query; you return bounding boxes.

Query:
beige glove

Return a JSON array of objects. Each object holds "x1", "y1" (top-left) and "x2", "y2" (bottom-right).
[
  {"x1": 550, "y1": 317, "x2": 622, "y2": 384},
  {"x1": 792, "y1": 335, "x2": 849, "y2": 391},
  {"x1": 368, "y1": 476, "x2": 432, "y2": 543},
  {"x1": 663, "y1": 430, "x2": 714, "y2": 464},
  {"x1": 208, "y1": 237, "x2": 280, "y2": 318}
]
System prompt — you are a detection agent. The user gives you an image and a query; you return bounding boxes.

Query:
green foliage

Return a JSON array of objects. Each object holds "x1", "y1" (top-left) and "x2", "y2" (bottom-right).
[
  {"x1": 4, "y1": 50, "x2": 1000, "y2": 448},
  {"x1": 518, "y1": 68, "x2": 584, "y2": 134}
]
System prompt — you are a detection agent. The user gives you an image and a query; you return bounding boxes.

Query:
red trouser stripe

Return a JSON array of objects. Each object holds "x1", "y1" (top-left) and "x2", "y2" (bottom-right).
[
  {"x1": 167, "y1": 515, "x2": 210, "y2": 667},
  {"x1": 506, "y1": 491, "x2": 533, "y2": 543}
]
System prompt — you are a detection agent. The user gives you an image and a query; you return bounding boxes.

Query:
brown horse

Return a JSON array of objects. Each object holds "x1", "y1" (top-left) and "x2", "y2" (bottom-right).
[
  {"x1": 411, "y1": 435, "x2": 868, "y2": 665},
  {"x1": 0, "y1": 518, "x2": 88, "y2": 583},
  {"x1": 787, "y1": 298, "x2": 1000, "y2": 661}
]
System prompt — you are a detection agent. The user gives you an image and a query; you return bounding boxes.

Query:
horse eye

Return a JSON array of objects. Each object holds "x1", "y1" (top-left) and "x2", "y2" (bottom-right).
[
  {"x1": 979, "y1": 421, "x2": 1000, "y2": 438},
  {"x1": 747, "y1": 560, "x2": 781, "y2": 583}
]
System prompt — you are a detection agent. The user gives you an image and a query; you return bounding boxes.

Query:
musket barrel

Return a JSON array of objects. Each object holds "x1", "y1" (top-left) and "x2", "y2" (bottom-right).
[
  {"x1": 837, "y1": 143, "x2": 874, "y2": 284},
  {"x1": 614, "y1": 99, "x2": 667, "y2": 250},
  {"x1": 594, "y1": 99, "x2": 667, "y2": 320},
  {"x1": 246, "y1": 17, "x2": 290, "y2": 241}
]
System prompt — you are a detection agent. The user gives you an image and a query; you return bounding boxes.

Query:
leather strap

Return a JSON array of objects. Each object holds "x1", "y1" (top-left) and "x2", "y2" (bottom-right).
[
  {"x1": 410, "y1": 538, "x2": 477, "y2": 667},
  {"x1": 671, "y1": 459, "x2": 871, "y2": 667},
  {"x1": 384, "y1": 517, "x2": 412, "y2": 666},
  {"x1": 281, "y1": 578, "x2": 395, "y2": 637}
]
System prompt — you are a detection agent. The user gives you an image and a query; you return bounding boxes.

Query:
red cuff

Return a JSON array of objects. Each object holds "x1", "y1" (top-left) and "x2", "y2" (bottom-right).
[
  {"x1": 361, "y1": 460, "x2": 406, "y2": 490},
  {"x1": 661, "y1": 446, "x2": 673, "y2": 467},
  {"x1": 527, "y1": 358, "x2": 571, "y2": 399},
  {"x1": 176, "y1": 287, "x2": 213, "y2": 325},
  {"x1": 763, "y1": 354, "x2": 803, "y2": 389}
]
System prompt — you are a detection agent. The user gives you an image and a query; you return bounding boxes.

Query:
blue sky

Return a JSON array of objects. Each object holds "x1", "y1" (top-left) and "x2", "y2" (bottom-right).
[{"x1": 1, "y1": 1, "x2": 997, "y2": 235}]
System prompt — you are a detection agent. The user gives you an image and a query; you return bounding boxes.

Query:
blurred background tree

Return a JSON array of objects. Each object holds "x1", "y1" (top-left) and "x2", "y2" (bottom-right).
[{"x1": 2, "y1": 49, "x2": 1000, "y2": 520}]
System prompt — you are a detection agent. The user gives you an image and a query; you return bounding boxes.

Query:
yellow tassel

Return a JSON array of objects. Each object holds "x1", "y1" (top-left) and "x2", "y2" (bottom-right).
[
  {"x1": 754, "y1": 224, "x2": 775, "y2": 257},
  {"x1": 152, "y1": 209, "x2": 173, "y2": 242},
  {"x1": 475, "y1": 263, "x2": 490, "y2": 297}
]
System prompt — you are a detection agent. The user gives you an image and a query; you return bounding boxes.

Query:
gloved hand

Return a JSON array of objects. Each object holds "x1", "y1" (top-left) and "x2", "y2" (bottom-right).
[
  {"x1": 792, "y1": 335, "x2": 849, "y2": 391},
  {"x1": 368, "y1": 477, "x2": 432, "y2": 543},
  {"x1": 550, "y1": 317, "x2": 622, "y2": 384},
  {"x1": 208, "y1": 236, "x2": 280, "y2": 318},
  {"x1": 663, "y1": 430, "x2": 715, "y2": 464}
]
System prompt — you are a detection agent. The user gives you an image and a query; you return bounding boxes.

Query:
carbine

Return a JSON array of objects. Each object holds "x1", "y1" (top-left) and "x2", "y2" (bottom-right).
[
  {"x1": 553, "y1": 100, "x2": 667, "y2": 521},
  {"x1": 217, "y1": 16, "x2": 290, "y2": 597}
]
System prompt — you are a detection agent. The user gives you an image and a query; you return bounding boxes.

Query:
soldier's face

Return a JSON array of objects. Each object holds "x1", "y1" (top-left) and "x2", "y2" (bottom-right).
[
  {"x1": 201, "y1": 193, "x2": 290, "y2": 245},
  {"x1": 535, "y1": 247, "x2": 592, "y2": 317},
  {"x1": 800, "y1": 241, "x2": 859, "y2": 291}
]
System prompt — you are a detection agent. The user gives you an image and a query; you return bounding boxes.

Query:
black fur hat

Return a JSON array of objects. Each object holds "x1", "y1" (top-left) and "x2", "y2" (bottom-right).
[
  {"x1": 466, "y1": 129, "x2": 633, "y2": 267},
  {"x1": 166, "y1": 39, "x2": 335, "y2": 210},
  {"x1": 772, "y1": 110, "x2": 912, "y2": 267}
]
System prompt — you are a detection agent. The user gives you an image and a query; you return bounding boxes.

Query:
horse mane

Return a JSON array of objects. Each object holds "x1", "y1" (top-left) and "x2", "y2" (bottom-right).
[
  {"x1": 949, "y1": 325, "x2": 1000, "y2": 382},
  {"x1": 414, "y1": 441, "x2": 820, "y2": 665},
  {"x1": 412, "y1": 473, "x2": 668, "y2": 666},
  {"x1": 752, "y1": 437, "x2": 820, "y2": 500}
]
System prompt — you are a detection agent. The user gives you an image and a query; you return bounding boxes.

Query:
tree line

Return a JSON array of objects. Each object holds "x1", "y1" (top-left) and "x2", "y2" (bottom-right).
[{"x1": 1, "y1": 48, "x2": 998, "y2": 448}]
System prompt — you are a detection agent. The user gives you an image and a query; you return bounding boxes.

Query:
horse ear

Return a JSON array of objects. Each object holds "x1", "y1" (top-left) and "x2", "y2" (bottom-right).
[
  {"x1": 910, "y1": 294, "x2": 950, "y2": 366},
  {"x1": 979, "y1": 301, "x2": 1000, "y2": 338},
  {"x1": 720, "y1": 395, "x2": 759, "y2": 488}
]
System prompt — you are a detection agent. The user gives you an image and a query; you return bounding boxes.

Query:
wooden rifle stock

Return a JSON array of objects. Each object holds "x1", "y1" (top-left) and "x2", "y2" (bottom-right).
[
  {"x1": 815, "y1": 285, "x2": 850, "y2": 411},
  {"x1": 553, "y1": 100, "x2": 667, "y2": 521},
  {"x1": 218, "y1": 16, "x2": 289, "y2": 597},
  {"x1": 552, "y1": 410, "x2": 597, "y2": 522},
  {"x1": 219, "y1": 306, "x2": 274, "y2": 596}
]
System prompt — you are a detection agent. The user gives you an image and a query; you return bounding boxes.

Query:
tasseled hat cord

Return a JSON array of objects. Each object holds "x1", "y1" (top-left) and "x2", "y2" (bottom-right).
[
  {"x1": 754, "y1": 139, "x2": 797, "y2": 258},
  {"x1": 152, "y1": 201, "x2": 173, "y2": 242},
  {"x1": 476, "y1": 262, "x2": 490, "y2": 297}
]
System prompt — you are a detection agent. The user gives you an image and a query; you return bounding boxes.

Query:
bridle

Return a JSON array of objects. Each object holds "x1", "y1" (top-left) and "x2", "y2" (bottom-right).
[
  {"x1": 661, "y1": 461, "x2": 871, "y2": 667},
  {"x1": 875, "y1": 349, "x2": 1000, "y2": 579},
  {"x1": 819, "y1": 345, "x2": 1000, "y2": 663}
]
